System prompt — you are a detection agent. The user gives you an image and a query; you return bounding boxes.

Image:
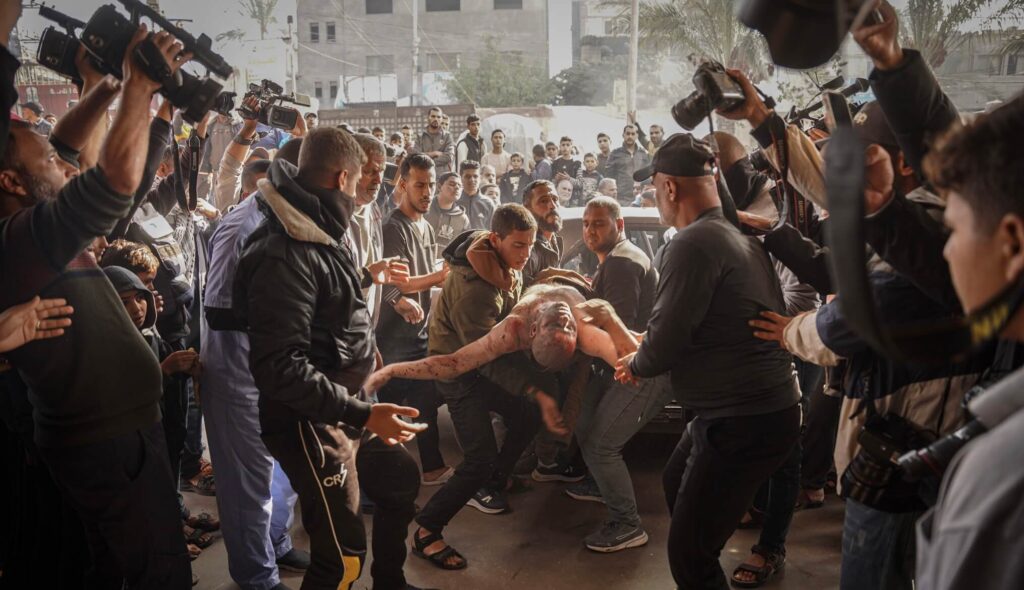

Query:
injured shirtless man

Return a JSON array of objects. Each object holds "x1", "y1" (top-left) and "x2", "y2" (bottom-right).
[{"x1": 364, "y1": 283, "x2": 637, "y2": 433}]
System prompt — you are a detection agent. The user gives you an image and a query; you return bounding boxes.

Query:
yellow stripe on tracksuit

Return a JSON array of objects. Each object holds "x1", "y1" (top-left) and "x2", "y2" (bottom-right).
[{"x1": 337, "y1": 555, "x2": 361, "y2": 590}]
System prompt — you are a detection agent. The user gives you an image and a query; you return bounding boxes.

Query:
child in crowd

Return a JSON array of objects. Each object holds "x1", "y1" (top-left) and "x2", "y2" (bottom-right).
[
  {"x1": 580, "y1": 153, "x2": 604, "y2": 204},
  {"x1": 499, "y1": 152, "x2": 532, "y2": 204},
  {"x1": 102, "y1": 262, "x2": 216, "y2": 561}
]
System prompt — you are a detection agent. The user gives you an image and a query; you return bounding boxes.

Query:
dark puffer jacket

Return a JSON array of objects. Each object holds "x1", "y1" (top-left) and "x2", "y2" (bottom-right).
[{"x1": 234, "y1": 160, "x2": 375, "y2": 435}]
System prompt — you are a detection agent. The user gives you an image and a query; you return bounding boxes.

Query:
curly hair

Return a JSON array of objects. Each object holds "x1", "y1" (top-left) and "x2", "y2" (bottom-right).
[{"x1": 100, "y1": 240, "x2": 159, "y2": 275}]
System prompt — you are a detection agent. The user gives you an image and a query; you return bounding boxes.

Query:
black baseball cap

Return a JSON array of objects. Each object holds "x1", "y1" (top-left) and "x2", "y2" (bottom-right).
[
  {"x1": 633, "y1": 133, "x2": 715, "y2": 182},
  {"x1": 852, "y1": 101, "x2": 899, "y2": 153},
  {"x1": 20, "y1": 101, "x2": 43, "y2": 115}
]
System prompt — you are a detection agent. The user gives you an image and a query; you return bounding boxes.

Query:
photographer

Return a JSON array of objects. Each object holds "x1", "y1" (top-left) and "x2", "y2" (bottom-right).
[
  {"x1": 613, "y1": 134, "x2": 800, "y2": 589},
  {"x1": 913, "y1": 93, "x2": 1024, "y2": 590},
  {"x1": 0, "y1": 26, "x2": 195, "y2": 588}
]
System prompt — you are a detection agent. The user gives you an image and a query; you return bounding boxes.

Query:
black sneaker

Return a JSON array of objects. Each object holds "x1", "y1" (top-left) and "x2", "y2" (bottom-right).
[
  {"x1": 566, "y1": 477, "x2": 604, "y2": 503},
  {"x1": 532, "y1": 461, "x2": 586, "y2": 483},
  {"x1": 466, "y1": 488, "x2": 510, "y2": 514},
  {"x1": 276, "y1": 548, "x2": 311, "y2": 573}
]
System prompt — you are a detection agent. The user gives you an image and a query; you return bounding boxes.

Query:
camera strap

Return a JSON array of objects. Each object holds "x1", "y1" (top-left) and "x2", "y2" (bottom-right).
[
  {"x1": 170, "y1": 130, "x2": 201, "y2": 212},
  {"x1": 827, "y1": 126, "x2": 1024, "y2": 363}
]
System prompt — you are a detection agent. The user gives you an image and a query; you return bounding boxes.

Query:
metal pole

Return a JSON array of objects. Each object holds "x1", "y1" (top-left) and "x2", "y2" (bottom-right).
[
  {"x1": 627, "y1": 0, "x2": 639, "y2": 114},
  {"x1": 412, "y1": 0, "x2": 421, "y2": 106},
  {"x1": 287, "y1": 15, "x2": 296, "y2": 94}
]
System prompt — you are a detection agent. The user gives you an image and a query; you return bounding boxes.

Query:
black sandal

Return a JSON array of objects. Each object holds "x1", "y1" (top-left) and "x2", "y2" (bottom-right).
[
  {"x1": 185, "y1": 512, "x2": 220, "y2": 532},
  {"x1": 183, "y1": 525, "x2": 215, "y2": 549},
  {"x1": 730, "y1": 545, "x2": 785, "y2": 588},
  {"x1": 412, "y1": 528, "x2": 467, "y2": 570}
]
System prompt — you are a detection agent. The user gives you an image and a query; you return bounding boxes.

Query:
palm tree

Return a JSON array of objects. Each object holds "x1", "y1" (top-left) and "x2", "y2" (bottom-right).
[
  {"x1": 901, "y1": 0, "x2": 1024, "y2": 69},
  {"x1": 238, "y1": 0, "x2": 279, "y2": 41},
  {"x1": 602, "y1": 0, "x2": 769, "y2": 81}
]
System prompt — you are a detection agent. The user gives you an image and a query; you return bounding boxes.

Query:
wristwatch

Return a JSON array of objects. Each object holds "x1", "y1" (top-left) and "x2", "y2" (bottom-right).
[{"x1": 232, "y1": 134, "x2": 257, "y2": 146}]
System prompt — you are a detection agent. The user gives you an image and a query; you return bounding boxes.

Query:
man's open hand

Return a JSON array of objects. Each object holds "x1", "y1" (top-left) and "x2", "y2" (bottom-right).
[
  {"x1": 614, "y1": 352, "x2": 639, "y2": 385},
  {"x1": 749, "y1": 311, "x2": 793, "y2": 350},
  {"x1": 0, "y1": 297, "x2": 74, "y2": 353},
  {"x1": 368, "y1": 257, "x2": 410, "y2": 285},
  {"x1": 123, "y1": 26, "x2": 193, "y2": 95},
  {"x1": 365, "y1": 403, "x2": 428, "y2": 445}
]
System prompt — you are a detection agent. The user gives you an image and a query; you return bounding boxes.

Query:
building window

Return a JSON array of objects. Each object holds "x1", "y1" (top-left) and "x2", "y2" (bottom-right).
[
  {"x1": 426, "y1": 0, "x2": 460, "y2": 12},
  {"x1": 366, "y1": 54, "x2": 396, "y2": 75},
  {"x1": 366, "y1": 0, "x2": 392, "y2": 14},
  {"x1": 326, "y1": 22, "x2": 336, "y2": 43},
  {"x1": 424, "y1": 52, "x2": 459, "y2": 72},
  {"x1": 329, "y1": 81, "x2": 338, "y2": 99},
  {"x1": 314, "y1": 81, "x2": 323, "y2": 99},
  {"x1": 309, "y1": 22, "x2": 320, "y2": 43},
  {"x1": 494, "y1": 0, "x2": 522, "y2": 8},
  {"x1": 603, "y1": 19, "x2": 622, "y2": 36}
]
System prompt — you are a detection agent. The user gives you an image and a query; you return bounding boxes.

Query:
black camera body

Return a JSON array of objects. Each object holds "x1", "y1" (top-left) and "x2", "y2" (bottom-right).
[
  {"x1": 239, "y1": 79, "x2": 310, "y2": 131},
  {"x1": 672, "y1": 61, "x2": 746, "y2": 130},
  {"x1": 35, "y1": 2, "x2": 236, "y2": 123},
  {"x1": 841, "y1": 412, "x2": 936, "y2": 513}
]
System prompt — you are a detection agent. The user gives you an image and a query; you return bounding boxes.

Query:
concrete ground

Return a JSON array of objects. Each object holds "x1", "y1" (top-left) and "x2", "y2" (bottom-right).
[{"x1": 188, "y1": 409, "x2": 844, "y2": 590}]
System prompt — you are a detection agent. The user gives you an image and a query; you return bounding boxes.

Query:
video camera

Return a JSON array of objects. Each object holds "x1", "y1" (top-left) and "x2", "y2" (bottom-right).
[
  {"x1": 238, "y1": 79, "x2": 311, "y2": 131},
  {"x1": 35, "y1": 2, "x2": 236, "y2": 123}
]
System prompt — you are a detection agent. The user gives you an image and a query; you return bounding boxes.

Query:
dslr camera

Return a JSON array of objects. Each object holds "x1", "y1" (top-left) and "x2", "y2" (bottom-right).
[
  {"x1": 238, "y1": 79, "x2": 312, "y2": 131},
  {"x1": 672, "y1": 60, "x2": 746, "y2": 131},
  {"x1": 36, "y1": 1, "x2": 236, "y2": 123},
  {"x1": 840, "y1": 411, "x2": 936, "y2": 512}
]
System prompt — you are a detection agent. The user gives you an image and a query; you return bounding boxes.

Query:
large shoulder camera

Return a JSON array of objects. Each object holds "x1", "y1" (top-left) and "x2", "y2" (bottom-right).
[
  {"x1": 672, "y1": 60, "x2": 746, "y2": 131},
  {"x1": 238, "y1": 79, "x2": 311, "y2": 131},
  {"x1": 35, "y1": 1, "x2": 235, "y2": 123}
]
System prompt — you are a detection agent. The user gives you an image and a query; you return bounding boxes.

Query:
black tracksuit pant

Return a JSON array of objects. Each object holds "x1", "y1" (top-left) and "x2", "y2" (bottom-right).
[
  {"x1": 263, "y1": 420, "x2": 420, "y2": 590},
  {"x1": 663, "y1": 404, "x2": 801, "y2": 590},
  {"x1": 38, "y1": 421, "x2": 192, "y2": 589},
  {"x1": 416, "y1": 373, "x2": 542, "y2": 533}
]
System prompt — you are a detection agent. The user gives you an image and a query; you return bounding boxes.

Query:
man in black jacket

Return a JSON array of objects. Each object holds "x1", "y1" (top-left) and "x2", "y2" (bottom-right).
[
  {"x1": 614, "y1": 134, "x2": 800, "y2": 589},
  {"x1": 234, "y1": 127, "x2": 427, "y2": 590},
  {"x1": 0, "y1": 27, "x2": 194, "y2": 589}
]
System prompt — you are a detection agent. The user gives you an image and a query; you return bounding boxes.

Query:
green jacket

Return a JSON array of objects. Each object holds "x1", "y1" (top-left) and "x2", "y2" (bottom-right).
[{"x1": 429, "y1": 230, "x2": 557, "y2": 397}]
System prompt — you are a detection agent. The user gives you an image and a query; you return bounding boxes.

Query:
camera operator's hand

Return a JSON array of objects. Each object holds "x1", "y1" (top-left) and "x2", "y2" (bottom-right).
[
  {"x1": 195, "y1": 198, "x2": 221, "y2": 221},
  {"x1": 864, "y1": 144, "x2": 895, "y2": 215},
  {"x1": 123, "y1": 26, "x2": 193, "y2": 95},
  {"x1": 195, "y1": 111, "x2": 213, "y2": 139},
  {"x1": 239, "y1": 95, "x2": 260, "y2": 121},
  {"x1": 289, "y1": 111, "x2": 308, "y2": 138},
  {"x1": 749, "y1": 311, "x2": 792, "y2": 350},
  {"x1": 717, "y1": 69, "x2": 771, "y2": 128},
  {"x1": 365, "y1": 403, "x2": 428, "y2": 445},
  {"x1": 75, "y1": 45, "x2": 107, "y2": 91},
  {"x1": 852, "y1": 1, "x2": 904, "y2": 72}
]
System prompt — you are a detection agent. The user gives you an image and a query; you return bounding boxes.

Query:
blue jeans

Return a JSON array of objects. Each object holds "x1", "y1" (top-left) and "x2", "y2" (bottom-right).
[
  {"x1": 575, "y1": 369, "x2": 673, "y2": 528},
  {"x1": 840, "y1": 499, "x2": 919, "y2": 590},
  {"x1": 203, "y1": 392, "x2": 298, "y2": 590}
]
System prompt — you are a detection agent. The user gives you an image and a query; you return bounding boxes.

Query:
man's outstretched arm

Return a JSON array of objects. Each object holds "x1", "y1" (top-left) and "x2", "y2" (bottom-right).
[{"x1": 365, "y1": 316, "x2": 522, "y2": 392}]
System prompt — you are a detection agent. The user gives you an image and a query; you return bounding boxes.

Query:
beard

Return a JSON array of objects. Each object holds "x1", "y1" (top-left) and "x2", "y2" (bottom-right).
[
  {"x1": 20, "y1": 171, "x2": 61, "y2": 205},
  {"x1": 537, "y1": 211, "x2": 562, "y2": 233}
]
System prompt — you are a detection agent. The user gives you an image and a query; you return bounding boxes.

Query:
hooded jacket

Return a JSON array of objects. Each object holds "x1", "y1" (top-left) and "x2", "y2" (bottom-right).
[
  {"x1": 429, "y1": 230, "x2": 521, "y2": 359},
  {"x1": 234, "y1": 160, "x2": 374, "y2": 435},
  {"x1": 425, "y1": 198, "x2": 470, "y2": 253}
]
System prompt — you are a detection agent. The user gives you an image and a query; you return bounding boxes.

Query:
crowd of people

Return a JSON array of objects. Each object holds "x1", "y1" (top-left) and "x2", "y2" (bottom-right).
[{"x1": 2, "y1": 0, "x2": 1024, "y2": 589}]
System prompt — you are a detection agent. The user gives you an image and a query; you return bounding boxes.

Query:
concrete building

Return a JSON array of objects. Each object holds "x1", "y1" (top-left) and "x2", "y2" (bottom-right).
[{"x1": 296, "y1": 0, "x2": 556, "y2": 106}]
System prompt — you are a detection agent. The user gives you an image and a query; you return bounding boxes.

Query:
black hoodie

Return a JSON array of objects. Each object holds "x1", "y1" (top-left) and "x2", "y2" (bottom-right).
[{"x1": 234, "y1": 160, "x2": 374, "y2": 435}]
